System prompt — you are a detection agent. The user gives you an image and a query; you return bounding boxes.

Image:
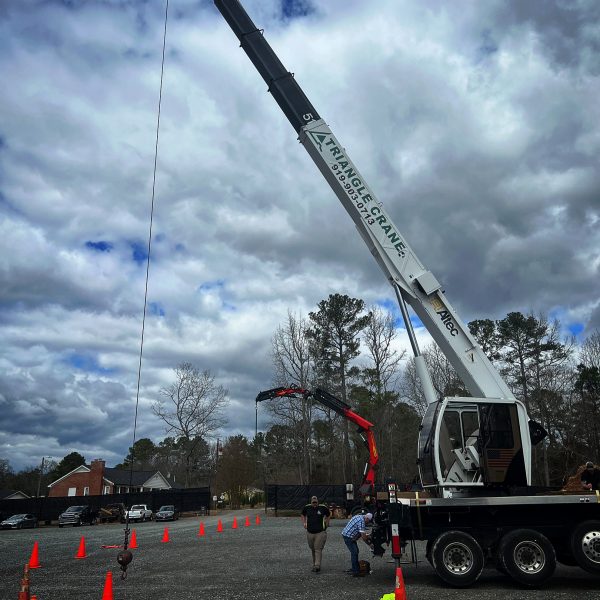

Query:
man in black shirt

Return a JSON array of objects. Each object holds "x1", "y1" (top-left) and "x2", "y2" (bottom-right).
[
  {"x1": 581, "y1": 461, "x2": 600, "y2": 491},
  {"x1": 301, "y1": 496, "x2": 331, "y2": 572}
]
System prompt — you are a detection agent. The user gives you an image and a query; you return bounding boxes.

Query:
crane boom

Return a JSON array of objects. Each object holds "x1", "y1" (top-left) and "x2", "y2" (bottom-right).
[
  {"x1": 214, "y1": 0, "x2": 512, "y2": 402},
  {"x1": 256, "y1": 386, "x2": 379, "y2": 495},
  {"x1": 214, "y1": 0, "x2": 543, "y2": 491}
]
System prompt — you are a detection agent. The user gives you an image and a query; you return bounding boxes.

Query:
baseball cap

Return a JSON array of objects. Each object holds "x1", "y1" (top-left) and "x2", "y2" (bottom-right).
[
  {"x1": 586, "y1": 461, "x2": 594, "y2": 469},
  {"x1": 365, "y1": 512, "x2": 373, "y2": 521},
  {"x1": 311, "y1": 496, "x2": 318, "y2": 502}
]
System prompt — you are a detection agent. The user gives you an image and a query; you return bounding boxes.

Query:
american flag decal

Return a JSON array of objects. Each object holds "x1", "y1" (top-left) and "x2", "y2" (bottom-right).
[{"x1": 486, "y1": 449, "x2": 515, "y2": 469}]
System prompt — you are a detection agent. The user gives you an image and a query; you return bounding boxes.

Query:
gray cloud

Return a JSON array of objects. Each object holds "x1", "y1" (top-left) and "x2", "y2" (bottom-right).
[{"x1": 0, "y1": 0, "x2": 598, "y2": 470}]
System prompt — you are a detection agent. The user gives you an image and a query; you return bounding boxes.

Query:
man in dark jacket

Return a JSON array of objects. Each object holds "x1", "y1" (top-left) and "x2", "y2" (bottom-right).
[
  {"x1": 581, "y1": 461, "x2": 600, "y2": 491},
  {"x1": 301, "y1": 496, "x2": 331, "y2": 572}
]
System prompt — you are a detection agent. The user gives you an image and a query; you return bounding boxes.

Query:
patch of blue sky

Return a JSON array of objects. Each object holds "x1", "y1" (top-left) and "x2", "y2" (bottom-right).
[
  {"x1": 129, "y1": 241, "x2": 148, "y2": 264},
  {"x1": 85, "y1": 240, "x2": 113, "y2": 252},
  {"x1": 65, "y1": 352, "x2": 116, "y2": 375},
  {"x1": 149, "y1": 302, "x2": 165, "y2": 317},
  {"x1": 197, "y1": 279, "x2": 236, "y2": 311},
  {"x1": 222, "y1": 301, "x2": 237, "y2": 312},
  {"x1": 476, "y1": 30, "x2": 498, "y2": 63},
  {"x1": 548, "y1": 307, "x2": 583, "y2": 340},
  {"x1": 281, "y1": 0, "x2": 314, "y2": 20},
  {"x1": 375, "y1": 297, "x2": 423, "y2": 330},
  {"x1": 198, "y1": 279, "x2": 225, "y2": 293}
]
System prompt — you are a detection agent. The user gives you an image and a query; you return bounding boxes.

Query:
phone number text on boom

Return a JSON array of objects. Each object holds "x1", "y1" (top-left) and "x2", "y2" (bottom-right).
[{"x1": 330, "y1": 162, "x2": 406, "y2": 258}]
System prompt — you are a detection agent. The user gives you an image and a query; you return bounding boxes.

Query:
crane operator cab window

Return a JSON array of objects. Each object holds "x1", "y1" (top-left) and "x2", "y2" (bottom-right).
[{"x1": 418, "y1": 399, "x2": 527, "y2": 490}]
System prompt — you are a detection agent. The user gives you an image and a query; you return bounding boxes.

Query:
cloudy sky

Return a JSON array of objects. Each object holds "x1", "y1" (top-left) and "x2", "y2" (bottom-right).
[{"x1": 1, "y1": 0, "x2": 599, "y2": 472}]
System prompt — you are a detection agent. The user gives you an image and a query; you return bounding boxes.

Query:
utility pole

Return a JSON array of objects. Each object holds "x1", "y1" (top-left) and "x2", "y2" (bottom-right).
[{"x1": 36, "y1": 456, "x2": 52, "y2": 497}]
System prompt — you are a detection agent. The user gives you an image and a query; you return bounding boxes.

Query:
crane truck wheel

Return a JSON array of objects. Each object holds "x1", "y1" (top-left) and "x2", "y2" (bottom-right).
[
  {"x1": 425, "y1": 539, "x2": 434, "y2": 566},
  {"x1": 497, "y1": 529, "x2": 556, "y2": 587},
  {"x1": 570, "y1": 520, "x2": 600, "y2": 574},
  {"x1": 430, "y1": 530, "x2": 484, "y2": 587}
]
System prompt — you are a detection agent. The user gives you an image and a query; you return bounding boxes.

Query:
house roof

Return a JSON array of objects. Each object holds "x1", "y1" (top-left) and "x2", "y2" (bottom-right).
[
  {"x1": 103, "y1": 468, "x2": 169, "y2": 487},
  {"x1": 47, "y1": 464, "x2": 90, "y2": 488},
  {"x1": 46, "y1": 463, "x2": 178, "y2": 489},
  {"x1": 0, "y1": 489, "x2": 30, "y2": 499}
]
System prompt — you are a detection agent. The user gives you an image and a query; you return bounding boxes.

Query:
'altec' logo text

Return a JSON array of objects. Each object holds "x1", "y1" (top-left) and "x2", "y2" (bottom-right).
[
  {"x1": 308, "y1": 131, "x2": 407, "y2": 258},
  {"x1": 431, "y1": 297, "x2": 459, "y2": 337}
]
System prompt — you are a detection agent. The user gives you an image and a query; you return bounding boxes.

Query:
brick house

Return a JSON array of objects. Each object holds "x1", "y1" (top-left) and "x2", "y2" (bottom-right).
[{"x1": 47, "y1": 459, "x2": 175, "y2": 497}]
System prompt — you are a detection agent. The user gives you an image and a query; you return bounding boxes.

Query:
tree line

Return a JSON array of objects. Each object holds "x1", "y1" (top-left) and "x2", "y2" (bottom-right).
[
  {"x1": 2, "y1": 295, "x2": 598, "y2": 499},
  {"x1": 260, "y1": 295, "x2": 600, "y2": 488}
]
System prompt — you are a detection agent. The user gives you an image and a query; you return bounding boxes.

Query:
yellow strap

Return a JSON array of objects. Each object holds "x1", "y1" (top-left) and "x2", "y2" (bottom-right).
[{"x1": 596, "y1": 490, "x2": 599, "y2": 503}]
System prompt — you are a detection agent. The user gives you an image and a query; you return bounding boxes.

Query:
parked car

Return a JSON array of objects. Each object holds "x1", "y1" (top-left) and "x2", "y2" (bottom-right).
[
  {"x1": 125, "y1": 504, "x2": 153, "y2": 522},
  {"x1": 58, "y1": 505, "x2": 96, "y2": 527},
  {"x1": 1, "y1": 514, "x2": 38, "y2": 529},
  {"x1": 155, "y1": 505, "x2": 179, "y2": 521}
]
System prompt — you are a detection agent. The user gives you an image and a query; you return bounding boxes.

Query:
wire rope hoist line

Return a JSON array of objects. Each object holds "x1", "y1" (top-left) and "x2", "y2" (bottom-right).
[{"x1": 119, "y1": 0, "x2": 169, "y2": 580}]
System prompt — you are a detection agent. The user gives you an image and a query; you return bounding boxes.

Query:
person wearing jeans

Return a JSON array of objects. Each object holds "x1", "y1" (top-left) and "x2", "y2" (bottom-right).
[{"x1": 341, "y1": 512, "x2": 373, "y2": 576}]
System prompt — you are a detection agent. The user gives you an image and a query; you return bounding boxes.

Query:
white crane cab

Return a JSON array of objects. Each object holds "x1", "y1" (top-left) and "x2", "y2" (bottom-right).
[{"x1": 418, "y1": 397, "x2": 547, "y2": 496}]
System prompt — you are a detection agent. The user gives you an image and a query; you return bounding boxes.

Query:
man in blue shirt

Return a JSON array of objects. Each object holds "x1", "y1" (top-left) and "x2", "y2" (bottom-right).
[{"x1": 341, "y1": 512, "x2": 373, "y2": 576}]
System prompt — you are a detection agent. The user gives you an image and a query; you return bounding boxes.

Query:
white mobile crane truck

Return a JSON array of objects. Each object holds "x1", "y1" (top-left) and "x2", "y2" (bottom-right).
[{"x1": 213, "y1": 0, "x2": 600, "y2": 587}]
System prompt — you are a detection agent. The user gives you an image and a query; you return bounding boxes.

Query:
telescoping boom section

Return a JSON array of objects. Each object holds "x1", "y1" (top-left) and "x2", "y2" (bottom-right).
[
  {"x1": 256, "y1": 387, "x2": 378, "y2": 495},
  {"x1": 215, "y1": 0, "x2": 547, "y2": 492}
]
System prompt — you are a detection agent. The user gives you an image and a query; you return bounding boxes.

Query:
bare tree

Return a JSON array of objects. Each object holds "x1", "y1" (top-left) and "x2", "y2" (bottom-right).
[
  {"x1": 580, "y1": 330, "x2": 600, "y2": 370},
  {"x1": 153, "y1": 363, "x2": 229, "y2": 487},
  {"x1": 361, "y1": 305, "x2": 406, "y2": 476},
  {"x1": 269, "y1": 311, "x2": 314, "y2": 484},
  {"x1": 362, "y1": 305, "x2": 405, "y2": 396},
  {"x1": 401, "y1": 342, "x2": 467, "y2": 417}
]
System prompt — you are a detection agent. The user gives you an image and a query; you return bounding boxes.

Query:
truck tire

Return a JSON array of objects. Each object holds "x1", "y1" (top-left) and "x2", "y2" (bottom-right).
[
  {"x1": 431, "y1": 531, "x2": 484, "y2": 587},
  {"x1": 425, "y1": 539, "x2": 434, "y2": 566},
  {"x1": 570, "y1": 520, "x2": 600, "y2": 574},
  {"x1": 498, "y1": 529, "x2": 556, "y2": 586}
]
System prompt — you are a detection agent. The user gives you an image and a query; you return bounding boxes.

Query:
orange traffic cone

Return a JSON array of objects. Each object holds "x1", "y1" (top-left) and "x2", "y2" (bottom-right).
[
  {"x1": 129, "y1": 529, "x2": 138, "y2": 549},
  {"x1": 217, "y1": 519, "x2": 223, "y2": 532},
  {"x1": 244, "y1": 516, "x2": 250, "y2": 527},
  {"x1": 198, "y1": 522, "x2": 205, "y2": 537},
  {"x1": 394, "y1": 566, "x2": 407, "y2": 600},
  {"x1": 75, "y1": 536, "x2": 87, "y2": 559},
  {"x1": 18, "y1": 563, "x2": 30, "y2": 600},
  {"x1": 255, "y1": 514, "x2": 261, "y2": 525},
  {"x1": 28, "y1": 541, "x2": 41, "y2": 569},
  {"x1": 101, "y1": 571, "x2": 114, "y2": 600},
  {"x1": 161, "y1": 527, "x2": 170, "y2": 543},
  {"x1": 232, "y1": 516, "x2": 238, "y2": 529}
]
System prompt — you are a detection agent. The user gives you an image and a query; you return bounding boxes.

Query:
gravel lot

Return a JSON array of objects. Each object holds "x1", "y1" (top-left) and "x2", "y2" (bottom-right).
[{"x1": 1, "y1": 509, "x2": 599, "y2": 600}]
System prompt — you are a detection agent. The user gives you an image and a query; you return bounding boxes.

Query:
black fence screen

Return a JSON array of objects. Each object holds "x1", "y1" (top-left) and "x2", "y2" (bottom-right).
[
  {"x1": 0, "y1": 487, "x2": 211, "y2": 523},
  {"x1": 267, "y1": 484, "x2": 348, "y2": 512}
]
